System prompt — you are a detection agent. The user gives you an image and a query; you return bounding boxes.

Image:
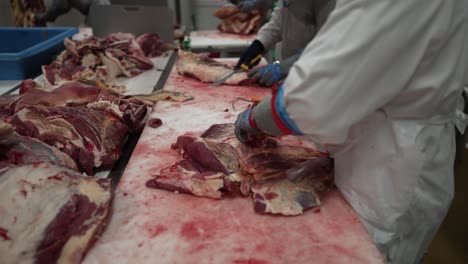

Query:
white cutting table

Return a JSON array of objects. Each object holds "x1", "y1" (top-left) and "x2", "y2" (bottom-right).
[{"x1": 0, "y1": 81, "x2": 21, "y2": 95}]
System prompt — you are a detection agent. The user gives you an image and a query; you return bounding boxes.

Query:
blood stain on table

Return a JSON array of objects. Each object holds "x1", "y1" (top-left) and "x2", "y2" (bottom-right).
[
  {"x1": 146, "y1": 224, "x2": 168, "y2": 238},
  {"x1": 132, "y1": 143, "x2": 155, "y2": 158},
  {"x1": 180, "y1": 219, "x2": 218, "y2": 240},
  {"x1": 233, "y1": 247, "x2": 245, "y2": 253},
  {"x1": 232, "y1": 258, "x2": 269, "y2": 264}
]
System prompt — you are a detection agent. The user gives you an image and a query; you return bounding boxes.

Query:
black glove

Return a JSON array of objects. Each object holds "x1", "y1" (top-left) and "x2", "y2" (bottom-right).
[{"x1": 236, "y1": 39, "x2": 264, "y2": 69}]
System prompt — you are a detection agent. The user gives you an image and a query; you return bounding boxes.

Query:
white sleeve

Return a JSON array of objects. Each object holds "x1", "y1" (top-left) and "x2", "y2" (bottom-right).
[
  {"x1": 256, "y1": 5, "x2": 282, "y2": 50},
  {"x1": 282, "y1": 0, "x2": 453, "y2": 145}
]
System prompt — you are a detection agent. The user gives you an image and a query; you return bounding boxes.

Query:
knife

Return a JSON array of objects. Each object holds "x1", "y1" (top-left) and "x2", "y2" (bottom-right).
[{"x1": 210, "y1": 54, "x2": 262, "y2": 87}]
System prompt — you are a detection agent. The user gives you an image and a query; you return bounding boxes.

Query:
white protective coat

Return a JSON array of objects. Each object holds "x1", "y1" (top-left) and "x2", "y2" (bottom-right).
[
  {"x1": 257, "y1": 0, "x2": 336, "y2": 60},
  {"x1": 282, "y1": 0, "x2": 468, "y2": 263}
]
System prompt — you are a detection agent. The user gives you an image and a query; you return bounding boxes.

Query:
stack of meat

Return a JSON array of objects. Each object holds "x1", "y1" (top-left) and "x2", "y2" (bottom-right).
[
  {"x1": 1, "y1": 80, "x2": 150, "y2": 175},
  {"x1": 213, "y1": 6, "x2": 265, "y2": 35},
  {"x1": 42, "y1": 32, "x2": 176, "y2": 91},
  {"x1": 0, "y1": 78, "x2": 155, "y2": 262},
  {"x1": 146, "y1": 124, "x2": 334, "y2": 216}
]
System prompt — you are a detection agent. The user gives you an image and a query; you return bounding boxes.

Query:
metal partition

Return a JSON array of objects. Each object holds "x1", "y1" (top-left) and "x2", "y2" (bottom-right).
[{"x1": 87, "y1": 5, "x2": 175, "y2": 40}]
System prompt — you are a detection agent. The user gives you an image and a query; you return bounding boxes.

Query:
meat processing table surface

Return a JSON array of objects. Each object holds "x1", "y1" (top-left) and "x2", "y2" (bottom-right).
[
  {"x1": 83, "y1": 59, "x2": 384, "y2": 264},
  {"x1": 190, "y1": 30, "x2": 255, "y2": 53}
]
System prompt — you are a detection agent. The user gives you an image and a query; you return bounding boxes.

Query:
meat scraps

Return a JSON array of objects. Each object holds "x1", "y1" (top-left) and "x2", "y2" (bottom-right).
[
  {"x1": 176, "y1": 51, "x2": 252, "y2": 86},
  {"x1": 42, "y1": 32, "x2": 175, "y2": 90},
  {"x1": 146, "y1": 124, "x2": 334, "y2": 216},
  {"x1": 0, "y1": 163, "x2": 112, "y2": 264},
  {"x1": 137, "y1": 33, "x2": 178, "y2": 58},
  {"x1": 213, "y1": 7, "x2": 265, "y2": 35},
  {"x1": 0, "y1": 120, "x2": 77, "y2": 170}
]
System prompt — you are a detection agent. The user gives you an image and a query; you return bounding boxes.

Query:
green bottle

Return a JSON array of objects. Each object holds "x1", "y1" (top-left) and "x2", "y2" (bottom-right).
[{"x1": 183, "y1": 35, "x2": 191, "y2": 52}]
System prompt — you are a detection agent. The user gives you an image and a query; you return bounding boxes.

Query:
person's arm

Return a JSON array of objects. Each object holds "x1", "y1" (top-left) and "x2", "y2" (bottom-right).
[
  {"x1": 237, "y1": 0, "x2": 458, "y2": 144},
  {"x1": 256, "y1": 4, "x2": 282, "y2": 50},
  {"x1": 37, "y1": 0, "x2": 71, "y2": 23}
]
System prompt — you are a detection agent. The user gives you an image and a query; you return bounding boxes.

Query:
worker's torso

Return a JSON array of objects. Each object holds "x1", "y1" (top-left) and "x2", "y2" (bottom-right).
[
  {"x1": 280, "y1": 0, "x2": 336, "y2": 59},
  {"x1": 331, "y1": 1, "x2": 468, "y2": 262}
]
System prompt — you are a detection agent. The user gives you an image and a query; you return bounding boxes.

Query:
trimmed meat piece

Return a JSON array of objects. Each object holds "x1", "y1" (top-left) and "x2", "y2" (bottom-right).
[
  {"x1": 251, "y1": 157, "x2": 334, "y2": 216},
  {"x1": 213, "y1": 6, "x2": 239, "y2": 19},
  {"x1": 146, "y1": 160, "x2": 225, "y2": 199},
  {"x1": 9, "y1": 105, "x2": 128, "y2": 175},
  {"x1": 136, "y1": 33, "x2": 177, "y2": 57},
  {"x1": 0, "y1": 163, "x2": 111, "y2": 264},
  {"x1": 41, "y1": 32, "x2": 162, "y2": 90},
  {"x1": 176, "y1": 51, "x2": 253, "y2": 86},
  {"x1": 215, "y1": 8, "x2": 265, "y2": 35},
  {"x1": 0, "y1": 123, "x2": 77, "y2": 171},
  {"x1": 146, "y1": 124, "x2": 334, "y2": 216},
  {"x1": 13, "y1": 81, "x2": 150, "y2": 133}
]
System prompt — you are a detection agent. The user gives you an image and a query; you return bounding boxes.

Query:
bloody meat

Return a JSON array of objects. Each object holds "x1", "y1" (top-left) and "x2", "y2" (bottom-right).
[
  {"x1": 146, "y1": 124, "x2": 334, "y2": 216},
  {"x1": 0, "y1": 163, "x2": 112, "y2": 264}
]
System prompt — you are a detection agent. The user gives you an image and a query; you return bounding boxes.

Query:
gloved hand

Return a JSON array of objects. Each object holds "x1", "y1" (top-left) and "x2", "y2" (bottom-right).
[
  {"x1": 235, "y1": 95, "x2": 289, "y2": 144},
  {"x1": 249, "y1": 53, "x2": 299, "y2": 87},
  {"x1": 249, "y1": 62, "x2": 284, "y2": 87},
  {"x1": 237, "y1": 0, "x2": 257, "y2": 12},
  {"x1": 236, "y1": 39, "x2": 264, "y2": 69},
  {"x1": 234, "y1": 108, "x2": 264, "y2": 144}
]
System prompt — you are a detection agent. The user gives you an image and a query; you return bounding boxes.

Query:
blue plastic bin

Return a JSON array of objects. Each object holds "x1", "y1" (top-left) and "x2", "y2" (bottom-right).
[{"x1": 0, "y1": 27, "x2": 78, "y2": 80}]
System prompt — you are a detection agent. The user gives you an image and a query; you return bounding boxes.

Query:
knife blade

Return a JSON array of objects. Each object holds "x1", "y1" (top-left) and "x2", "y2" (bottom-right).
[
  {"x1": 210, "y1": 68, "x2": 242, "y2": 87},
  {"x1": 210, "y1": 54, "x2": 263, "y2": 87}
]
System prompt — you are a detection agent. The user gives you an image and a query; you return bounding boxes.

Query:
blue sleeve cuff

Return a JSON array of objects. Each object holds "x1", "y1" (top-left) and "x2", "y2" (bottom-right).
[{"x1": 274, "y1": 83, "x2": 303, "y2": 135}]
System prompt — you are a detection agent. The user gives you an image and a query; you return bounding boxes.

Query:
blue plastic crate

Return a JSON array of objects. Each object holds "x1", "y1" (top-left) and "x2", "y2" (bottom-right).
[{"x1": 0, "y1": 27, "x2": 78, "y2": 80}]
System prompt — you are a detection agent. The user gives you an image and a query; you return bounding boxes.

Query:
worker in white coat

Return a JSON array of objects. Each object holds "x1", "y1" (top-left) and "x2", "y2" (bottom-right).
[
  {"x1": 235, "y1": 0, "x2": 468, "y2": 263},
  {"x1": 36, "y1": 0, "x2": 110, "y2": 24},
  {"x1": 236, "y1": 0, "x2": 336, "y2": 87}
]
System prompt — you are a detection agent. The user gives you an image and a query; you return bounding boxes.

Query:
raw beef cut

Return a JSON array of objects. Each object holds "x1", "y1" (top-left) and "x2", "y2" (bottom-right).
[
  {"x1": 10, "y1": 105, "x2": 128, "y2": 175},
  {"x1": 213, "y1": 6, "x2": 239, "y2": 19},
  {"x1": 0, "y1": 163, "x2": 112, "y2": 264},
  {"x1": 41, "y1": 32, "x2": 174, "y2": 90},
  {"x1": 136, "y1": 33, "x2": 177, "y2": 58},
  {"x1": 146, "y1": 124, "x2": 334, "y2": 216},
  {"x1": 176, "y1": 51, "x2": 252, "y2": 85},
  {"x1": 0, "y1": 120, "x2": 77, "y2": 170},
  {"x1": 10, "y1": 81, "x2": 150, "y2": 133},
  {"x1": 0, "y1": 81, "x2": 153, "y2": 175},
  {"x1": 214, "y1": 7, "x2": 265, "y2": 35}
]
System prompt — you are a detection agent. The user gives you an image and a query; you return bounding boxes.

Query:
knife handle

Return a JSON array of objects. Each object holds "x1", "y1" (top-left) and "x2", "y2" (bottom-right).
[{"x1": 240, "y1": 54, "x2": 262, "y2": 70}]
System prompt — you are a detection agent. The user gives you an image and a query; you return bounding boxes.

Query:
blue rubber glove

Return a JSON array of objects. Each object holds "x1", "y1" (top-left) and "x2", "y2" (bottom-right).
[
  {"x1": 249, "y1": 53, "x2": 301, "y2": 87},
  {"x1": 249, "y1": 62, "x2": 284, "y2": 87},
  {"x1": 237, "y1": 0, "x2": 256, "y2": 12},
  {"x1": 234, "y1": 108, "x2": 264, "y2": 144}
]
